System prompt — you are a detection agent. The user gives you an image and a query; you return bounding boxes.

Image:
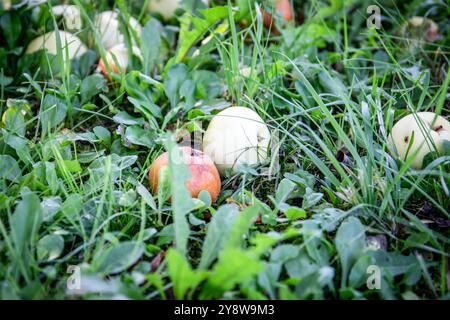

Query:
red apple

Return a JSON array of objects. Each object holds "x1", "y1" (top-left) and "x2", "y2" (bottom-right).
[
  {"x1": 262, "y1": 0, "x2": 293, "y2": 30},
  {"x1": 98, "y1": 56, "x2": 119, "y2": 78},
  {"x1": 149, "y1": 146, "x2": 221, "y2": 204}
]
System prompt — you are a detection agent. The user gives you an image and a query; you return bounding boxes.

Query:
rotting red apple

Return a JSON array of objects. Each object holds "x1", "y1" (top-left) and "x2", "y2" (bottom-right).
[
  {"x1": 149, "y1": 146, "x2": 221, "y2": 203},
  {"x1": 262, "y1": 0, "x2": 293, "y2": 30},
  {"x1": 388, "y1": 112, "x2": 450, "y2": 169}
]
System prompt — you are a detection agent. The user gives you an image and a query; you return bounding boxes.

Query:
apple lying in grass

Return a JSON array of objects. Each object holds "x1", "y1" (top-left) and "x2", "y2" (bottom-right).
[
  {"x1": 388, "y1": 112, "x2": 450, "y2": 169},
  {"x1": 149, "y1": 146, "x2": 221, "y2": 203},
  {"x1": 51, "y1": 5, "x2": 82, "y2": 30},
  {"x1": 94, "y1": 10, "x2": 142, "y2": 50},
  {"x1": 147, "y1": 0, "x2": 181, "y2": 20},
  {"x1": 408, "y1": 16, "x2": 439, "y2": 42},
  {"x1": 98, "y1": 43, "x2": 142, "y2": 79},
  {"x1": 202, "y1": 107, "x2": 271, "y2": 175},
  {"x1": 262, "y1": 0, "x2": 293, "y2": 29},
  {"x1": 26, "y1": 31, "x2": 87, "y2": 62},
  {"x1": 400, "y1": 16, "x2": 440, "y2": 44},
  {"x1": 147, "y1": 0, "x2": 210, "y2": 20},
  {"x1": 2, "y1": 0, "x2": 11, "y2": 10}
]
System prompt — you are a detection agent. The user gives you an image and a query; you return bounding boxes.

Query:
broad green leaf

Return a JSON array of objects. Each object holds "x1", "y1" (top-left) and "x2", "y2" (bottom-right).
[
  {"x1": 136, "y1": 183, "x2": 157, "y2": 210},
  {"x1": 40, "y1": 94, "x2": 67, "y2": 134},
  {"x1": 10, "y1": 191, "x2": 43, "y2": 269},
  {"x1": 118, "y1": 189, "x2": 136, "y2": 207},
  {"x1": 173, "y1": 6, "x2": 229, "y2": 64},
  {"x1": 248, "y1": 229, "x2": 283, "y2": 257},
  {"x1": 285, "y1": 207, "x2": 306, "y2": 220},
  {"x1": 63, "y1": 160, "x2": 82, "y2": 173},
  {"x1": 3, "y1": 106, "x2": 26, "y2": 136},
  {"x1": 275, "y1": 178, "x2": 296, "y2": 204},
  {"x1": 201, "y1": 248, "x2": 263, "y2": 299},
  {"x1": 80, "y1": 74, "x2": 107, "y2": 103},
  {"x1": 302, "y1": 187, "x2": 323, "y2": 209},
  {"x1": 45, "y1": 162, "x2": 60, "y2": 194},
  {"x1": 93, "y1": 126, "x2": 111, "y2": 145},
  {"x1": 166, "y1": 249, "x2": 206, "y2": 299},
  {"x1": 113, "y1": 110, "x2": 145, "y2": 126},
  {"x1": 348, "y1": 255, "x2": 376, "y2": 288},
  {"x1": 179, "y1": 78, "x2": 196, "y2": 110},
  {"x1": 61, "y1": 193, "x2": 83, "y2": 221},
  {"x1": 225, "y1": 205, "x2": 260, "y2": 248},
  {"x1": 368, "y1": 250, "x2": 419, "y2": 278},
  {"x1": 37, "y1": 234, "x2": 64, "y2": 261},
  {"x1": 0, "y1": 155, "x2": 21, "y2": 182},
  {"x1": 271, "y1": 244, "x2": 300, "y2": 263},
  {"x1": 198, "y1": 204, "x2": 240, "y2": 269},
  {"x1": 295, "y1": 266, "x2": 335, "y2": 299},
  {"x1": 258, "y1": 262, "x2": 282, "y2": 300},
  {"x1": 302, "y1": 220, "x2": 329, "y2": 266},
  {"x1": 335, "y1": 217, "x2": 366, "y2": 286},
  {"x1": 141, "y1": 19, "x2": 161, "y2": 75},
  {"x1": 191, "y1": 70, "x2": 223, "y2": 100},
  {"x1": 125, "y1": 125, "x2": 155, "y2": 148},
  {"x1": 0, "y1": 11, "x2": 22, "y2": 48},
  {"x1": 41, "y1": 196, "x2": 62, "y2": 222},
  {"x1": 0, "y1": 74, "x2": 13, "y2": 86},
  {"x1": 285, "y1": 248, "x2": 318, "y2": 279},
  {"x1": 73, "y1": 50, "x2": 98, "y2": 78},
  {"x1": 157, "y1": 165, "x2": 171, "y2": 204},
  {"x1": 86, "y1": 154, "x2": 137, "y2": 191},
  {"x1": 198, "y1": 190, "x2": 212, "y2": 209},
  {"x1": 164, "y1": 64, "x2": 188, "y2": 108},
  {"x1": 2, "y1": 131, "x2": 33, "y2": 165},
  {"x1": 125, "y1": 71, "x2": 162, "y2": 118},
  {"x1": 94, "y1": 241, "x2": 144, "y2": 275}
]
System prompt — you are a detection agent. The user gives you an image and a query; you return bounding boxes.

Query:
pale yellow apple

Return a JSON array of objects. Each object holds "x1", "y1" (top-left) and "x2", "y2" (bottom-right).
[
  {"x1": 202, "y1": 107, "x2": 271, "y2": 175},
  {"x1": 94, "y1": 10, "x2": 142, "y2": 50},
  {"x1": 26, "y1": 31, "x2": 87, "y2": 62},
  {"x1": 147, "y1": 0, "x2": 210, "y2": 20},
  {"x1": 388, "y1": 112, "x2": 450, "y2": 169},
  {"x1": 2, "y1": 0, "x2": 11, "y2": 10},
  {"x1": 52, "y1": 5, "x2": 82, "y2": 30},
  {"x1": 240, "y1": 65, "x2": 252, "y2": 77},
  {"x1": 147, "y1": 0, "x2": 181, "y2": 20}
]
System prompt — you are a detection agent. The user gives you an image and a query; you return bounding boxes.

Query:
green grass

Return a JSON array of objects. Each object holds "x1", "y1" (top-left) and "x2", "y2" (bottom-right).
[{"x1": 0, "y1": 0, "x2": 449, "y2": 300}]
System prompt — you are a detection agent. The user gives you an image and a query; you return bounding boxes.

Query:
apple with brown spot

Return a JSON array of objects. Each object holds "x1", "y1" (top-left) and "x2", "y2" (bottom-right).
[
  {"x1": 388, "y1": 112, "x2": 450, "y2": 169},
  {"x1": 149, "y1": 146, "x2": 221, "y2": 203}
]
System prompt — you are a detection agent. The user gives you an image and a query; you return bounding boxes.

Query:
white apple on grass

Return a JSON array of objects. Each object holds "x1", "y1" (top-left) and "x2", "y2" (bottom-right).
[
  {"x1": 26, "y1": 31, "x2": 87, "y2": 63},
  {"x1": 202, "y1": 107, "x2": 271, "y2": 175},
  {"x1": 51, "y1": 5, "x2": 82, "y2": 30},
  {"x1": 147, "y1": 0, "x2": 209, "y2": 20},
  {"x1": 2, "y1": 0, "x2": 11, "y2": 11},
  {"x1": 147, "y1": 0, "x2": 181, "y2": 20},
  {"x1": 98, "y1": 43, "x2": 142, "y2": 79},
  {"x1": 388, "y1": 112, "x2": 450, "y2": 169},
  {"x1": 94, "y1": 10, "x2": 142, "y2": 50}
]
